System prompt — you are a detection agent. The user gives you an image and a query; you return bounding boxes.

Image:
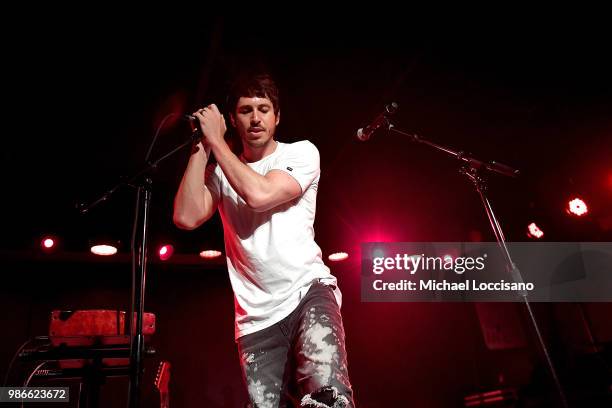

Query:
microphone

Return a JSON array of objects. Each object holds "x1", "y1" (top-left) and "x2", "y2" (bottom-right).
[
  {"x1": 356, "y1": 102, "x2": 398, "y2": 141},
  {"x1": 183, "y1": 114, "x2": 201, "y2": 133}
]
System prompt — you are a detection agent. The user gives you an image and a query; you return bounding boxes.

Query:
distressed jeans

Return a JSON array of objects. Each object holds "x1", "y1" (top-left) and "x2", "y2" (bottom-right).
[{"x1": 237, "y1": 281, "x2": 355, "y2": 408}]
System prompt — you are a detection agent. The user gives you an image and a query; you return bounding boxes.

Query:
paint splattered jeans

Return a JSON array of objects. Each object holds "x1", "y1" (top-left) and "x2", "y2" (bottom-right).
[{"x1": 237, "y1": 281, "x2": 355, "y2": 408}]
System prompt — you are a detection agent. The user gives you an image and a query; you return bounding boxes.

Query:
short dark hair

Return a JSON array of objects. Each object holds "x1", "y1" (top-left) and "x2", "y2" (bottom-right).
[{"x1": 227, "y1": 73, "x2": 280, "y2": 115}]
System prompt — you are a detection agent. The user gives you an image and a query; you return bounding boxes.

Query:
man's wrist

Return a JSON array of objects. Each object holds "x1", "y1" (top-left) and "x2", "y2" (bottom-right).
[
  {"x1": 191, "y1": 141, "x2": 205, "y2": 156},
  {"x1": 209, "y1": 138, "x2": 230, "y2": 156}
]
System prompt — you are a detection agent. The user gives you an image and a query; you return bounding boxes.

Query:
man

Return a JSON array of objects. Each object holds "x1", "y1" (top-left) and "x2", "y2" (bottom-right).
[{"x1": 173, "y1": 73, "x2": 354, "y2": 407}]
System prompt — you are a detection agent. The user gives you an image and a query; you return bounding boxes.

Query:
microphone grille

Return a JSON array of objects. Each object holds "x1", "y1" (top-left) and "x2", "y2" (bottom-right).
[
  {"x1": 385, "y1": 102, "x2": 399, "y2": 115},
  {"x1": 356, "y1": 128, "x2": 369, "y2": 141}
]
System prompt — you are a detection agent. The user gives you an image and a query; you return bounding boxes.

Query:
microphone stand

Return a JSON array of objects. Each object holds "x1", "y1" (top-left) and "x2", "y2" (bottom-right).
[
  {"x1": 384, "y1": 121, "x2": 569, "y2": 408},
  {"x1": 77, "y1": 128, "x2": 201, "y2": 408}
]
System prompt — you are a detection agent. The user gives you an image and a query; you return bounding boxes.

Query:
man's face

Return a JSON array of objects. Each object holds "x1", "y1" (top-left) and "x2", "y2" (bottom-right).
[{"x1": 231, "y1": 96, "x2": 279, "y2": 149}]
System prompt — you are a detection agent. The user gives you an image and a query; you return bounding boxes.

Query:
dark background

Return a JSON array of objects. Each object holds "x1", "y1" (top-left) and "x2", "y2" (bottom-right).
[{"x1": 1, "y1": 12, "x2": 611, "y2": 407}]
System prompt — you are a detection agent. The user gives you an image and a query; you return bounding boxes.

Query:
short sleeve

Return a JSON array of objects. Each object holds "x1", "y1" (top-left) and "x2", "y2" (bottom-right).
[
  {"x1": 204, "y1": 163, "x2": 221, "y2": 208},
  {"x1": 270, "y1": 141, "x2": 320, "y2": 193}
]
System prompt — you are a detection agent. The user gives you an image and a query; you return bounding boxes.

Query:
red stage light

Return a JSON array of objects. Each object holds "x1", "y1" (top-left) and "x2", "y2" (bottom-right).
[
  {"x1": 526, "y1": 222, "x2": 544, "y2": 239},
  {"x1": 41, "y1": 237, "x2": 55, "y2": 249},
  {"x1": 328, "y1": 252, "x2": 349, "y2": 262},
  {"x1": 158, "y1": 244, "x2": 174, "y2": 261},
  {"x1": 567, "y1": 198, "x2": 588, "y2": 216},
  {"x1": 199, "y1": 250, "x2": 222, "y2": 259},
  {"x1": 91, "y1": 244, "x2": 118, "y2": 256}
]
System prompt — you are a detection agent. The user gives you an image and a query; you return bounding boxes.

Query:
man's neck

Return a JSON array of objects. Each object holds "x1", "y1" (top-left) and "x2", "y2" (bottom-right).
[{"x1": 242, "y1": 140, "x2": 278, "y2": 163}]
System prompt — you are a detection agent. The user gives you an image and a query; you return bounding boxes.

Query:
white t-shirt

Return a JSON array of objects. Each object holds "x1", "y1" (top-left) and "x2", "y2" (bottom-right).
[{"x1": 205, "y1": 140, "x2": 341, "y2": 339}]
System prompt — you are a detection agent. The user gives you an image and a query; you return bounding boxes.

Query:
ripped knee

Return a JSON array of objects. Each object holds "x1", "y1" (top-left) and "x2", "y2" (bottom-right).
[{"x1": 300, "y1": 386, "x2": 350, "y2": 408}]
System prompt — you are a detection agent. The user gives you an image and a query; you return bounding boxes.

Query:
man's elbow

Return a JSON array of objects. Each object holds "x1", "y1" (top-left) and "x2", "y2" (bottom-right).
[
  {"x1": 244, "y1": 193, "x2": 271, "y2": 212},
  {"x1": 244, "y1": 191, "x2": 294, "y2": 212},
  {"x1": 173, "y1": 212, "x2": 206, "y2": 230}
]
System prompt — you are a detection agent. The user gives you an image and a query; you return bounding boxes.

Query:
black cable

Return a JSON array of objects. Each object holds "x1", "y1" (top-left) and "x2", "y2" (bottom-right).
[{"x1": 144, "y1": 113, "x2": 177, "y2": 164}]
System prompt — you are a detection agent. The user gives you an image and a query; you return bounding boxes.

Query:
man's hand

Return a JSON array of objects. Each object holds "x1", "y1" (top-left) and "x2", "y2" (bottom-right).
[{"x1": 193, "y1": 104, "x2": 227, "y2": 149}]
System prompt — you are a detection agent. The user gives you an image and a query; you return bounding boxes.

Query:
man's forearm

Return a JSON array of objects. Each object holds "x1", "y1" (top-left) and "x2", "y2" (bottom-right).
[
  {"x1": 211, "y1": 141, "x2": 270, "y2": 209},
  {"x1": 173, "y1": 142, "x2": 214, "y2": 229}
]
